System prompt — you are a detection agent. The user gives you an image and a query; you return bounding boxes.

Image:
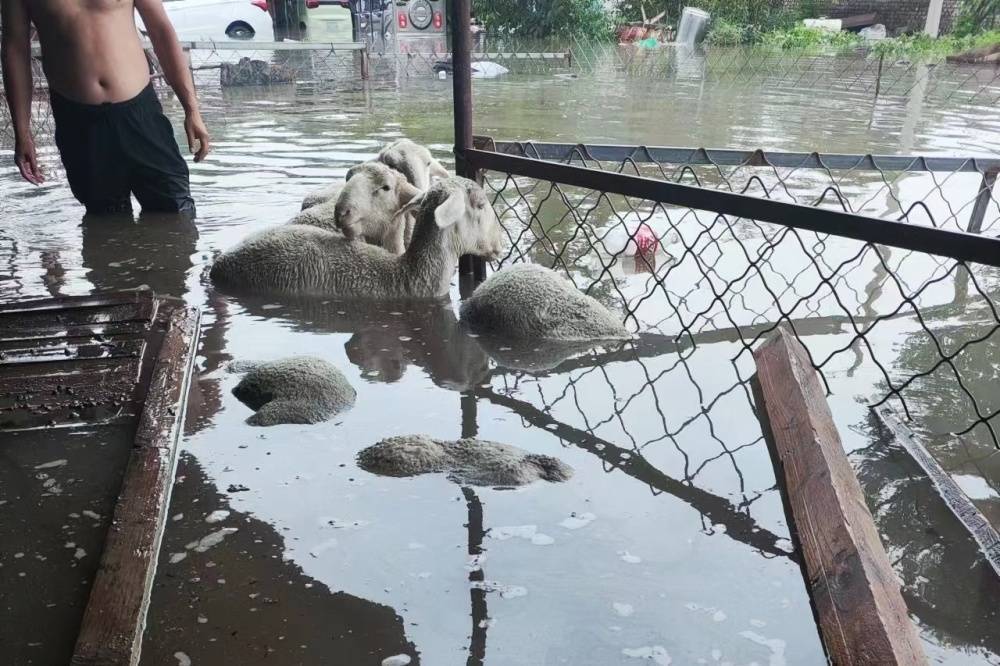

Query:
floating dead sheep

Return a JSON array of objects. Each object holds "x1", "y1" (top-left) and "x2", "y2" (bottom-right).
[
  {"x1": 230, "y1": 357, "x2": 356, "y2": 426},
  {"x1": 356, "y1": 434, "x2": 573, "y2": 487}
]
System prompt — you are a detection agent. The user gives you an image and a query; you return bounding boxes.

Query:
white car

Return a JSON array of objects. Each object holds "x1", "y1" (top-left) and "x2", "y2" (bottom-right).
[{"x1": 136, "y1": 0, "x2": 275, "y2": 42}]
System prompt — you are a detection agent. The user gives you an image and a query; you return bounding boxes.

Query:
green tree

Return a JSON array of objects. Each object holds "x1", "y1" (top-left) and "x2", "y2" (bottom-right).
[{"x1": 472, "y1": 0, "x2": 612, "y2": 39}]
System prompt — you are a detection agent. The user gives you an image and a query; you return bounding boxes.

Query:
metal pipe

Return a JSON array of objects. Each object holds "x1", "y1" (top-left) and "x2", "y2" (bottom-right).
[
  {"x1": 451, "y1": 0, "x2": 483, "y2": 279},
  {"x1": 968, "y1": 167, "x2": 999, "y2": 234},
  {"x1": 483, "y1": 140, "x2": 1000, "y2": 173},
  {"x1": 451, "y1": 0, "x2": 474, "y2": 176}
]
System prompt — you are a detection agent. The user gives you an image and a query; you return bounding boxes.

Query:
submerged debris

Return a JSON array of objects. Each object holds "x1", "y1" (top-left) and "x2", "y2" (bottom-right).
[{"x1": 357, "y1": 435, "x2": 573, "y2": 487}]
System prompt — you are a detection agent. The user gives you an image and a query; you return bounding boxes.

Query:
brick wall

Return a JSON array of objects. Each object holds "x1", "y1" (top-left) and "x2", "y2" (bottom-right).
[{"x1": 796, "y1": 0, "x2": 962, "y2": 35}]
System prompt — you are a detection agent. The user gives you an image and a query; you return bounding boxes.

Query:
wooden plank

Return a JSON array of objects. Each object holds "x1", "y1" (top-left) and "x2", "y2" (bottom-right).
[
  {"x1": 753, "y1": 327, "x2": 927, "y2": 666},
  {"x1": 71, "y1": 304, "x2": 201, "y2": 666},
  {"x1": 875, "y1": 406, "x2": 1000, "y2": 578},
  {"x1": 0, "y1": 300, "x2": 156, "y2": 338},
  {"x1": 0, "y1": 289, "x2": 153, "y2": 314},
  {"x1": 0, "y1": 339, "x2": 145, "y2": 366}
]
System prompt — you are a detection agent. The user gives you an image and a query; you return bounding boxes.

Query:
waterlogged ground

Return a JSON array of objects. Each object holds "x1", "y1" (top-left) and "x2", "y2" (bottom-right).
[{"x1": 2, "y1": 51, "x2": 999, "y2": 664}]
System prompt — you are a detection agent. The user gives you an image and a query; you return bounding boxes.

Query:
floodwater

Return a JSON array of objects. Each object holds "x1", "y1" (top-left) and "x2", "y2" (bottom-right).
[{"x1": 2, "y1": 50, "x2": 999, "y2": 665}]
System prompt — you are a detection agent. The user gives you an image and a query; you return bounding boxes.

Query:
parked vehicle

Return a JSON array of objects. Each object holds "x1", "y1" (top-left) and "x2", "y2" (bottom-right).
[
  {"x1": 306, "y1": 0, "x2": 355, "y2": 42},
  {"x1": 394, "y1": 0, "x2": 447, "y2": 54},
  {"x1": 136, "y1": 0, "x2": 275, "y2": 42}
]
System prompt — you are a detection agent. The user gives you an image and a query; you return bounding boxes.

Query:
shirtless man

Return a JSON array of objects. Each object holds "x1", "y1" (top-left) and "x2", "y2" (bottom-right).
[{"x1": 1, "y1": 0, "x2": 210, "y2": 213}]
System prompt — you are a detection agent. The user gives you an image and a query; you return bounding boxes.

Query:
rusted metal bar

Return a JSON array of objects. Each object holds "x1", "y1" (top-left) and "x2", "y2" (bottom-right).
[
  {"x1": 968, "y1": 167, "x2": 999, "y2": 234},
  {"x1": 466, "y1": 149, "x2": 1000, "y2": 268},
  {"x1": 450, "y1": 0, "x2": 484, "y2": 280},
  {"x1": 71, "y1": 303, "x2": 201, "y2": 666},
  {"x1": 479, "y1": 138, "x2": 1000, "y2": 173},
  {"x1": 753, "y1": 327, "x2": 927, "y2": 665}
]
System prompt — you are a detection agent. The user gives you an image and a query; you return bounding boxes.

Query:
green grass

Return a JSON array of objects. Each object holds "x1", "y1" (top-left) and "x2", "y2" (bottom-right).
[{"x1": 704, "y1": 21, "x2": 1000, "y2": 59}]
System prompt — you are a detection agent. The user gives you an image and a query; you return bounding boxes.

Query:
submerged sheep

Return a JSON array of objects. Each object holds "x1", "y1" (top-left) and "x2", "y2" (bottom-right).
[
  {"x1": 231, "y1": 357, "x2": 356, "y2": 426},
  {"x1": 210, "y1": 177, "x2": 504, "y2": 298},
  {"x1": 460, "y1": 263, "x2": 631, "y2": 341},
  {"x1": 357, "y1": 435, "x2": 573, "y2": 487},
  {"x1": 293, "y1": 162, "x2": 421, "y2": 255}
]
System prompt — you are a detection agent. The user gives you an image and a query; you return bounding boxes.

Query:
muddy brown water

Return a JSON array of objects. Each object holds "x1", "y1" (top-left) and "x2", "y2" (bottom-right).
[{"x1": 2, "y1": 54, "x2": 999, "y2": 665}]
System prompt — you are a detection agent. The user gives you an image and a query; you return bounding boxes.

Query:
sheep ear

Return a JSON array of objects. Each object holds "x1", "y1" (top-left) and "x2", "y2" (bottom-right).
[
  {"x1": 430, "y1": 160, "x2": 450, "y2": 180},
  {"x1": 434, "y1": 189, "x2": 466, "y2": 229},
  {"x1": 392, "y1": 192, "x2": 425, "y2": 224}
]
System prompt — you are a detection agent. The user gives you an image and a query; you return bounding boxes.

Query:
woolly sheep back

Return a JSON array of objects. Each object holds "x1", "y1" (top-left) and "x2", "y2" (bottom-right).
[
  {"x1": 232, "y1": 356, "x2": 356, "y2": 426},
  {"x1": 460, "y1": 263, "x2": 630, "y2": 341},
  {"x1": 357, "y1": 434, "x2": 573, "y2": 487}
]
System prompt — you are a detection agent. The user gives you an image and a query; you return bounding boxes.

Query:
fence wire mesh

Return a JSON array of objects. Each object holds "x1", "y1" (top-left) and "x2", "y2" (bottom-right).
[{"x1": 469, "y1": 141, "x2": 1000, "y2": 455}]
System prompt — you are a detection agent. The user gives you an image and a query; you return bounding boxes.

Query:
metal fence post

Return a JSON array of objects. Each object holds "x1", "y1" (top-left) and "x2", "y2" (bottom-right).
[
  {"x1": 968, "y1": 167, "x2": 999, "y2": 234},
  {"x1": 451, "y1": 0, "x2": 484, "y2": 280}
]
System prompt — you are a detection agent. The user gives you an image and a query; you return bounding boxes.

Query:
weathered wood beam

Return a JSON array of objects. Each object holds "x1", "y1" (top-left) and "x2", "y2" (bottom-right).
[
  {"x1": 753, "y1": 327, "x2": 926, "y2": 665},
  {"x1": 875, "y1": 406, "x2": 1000, "y2": 578},
  {"x1": 71, "y1": 304, "x2": 201, "y2": 666}
]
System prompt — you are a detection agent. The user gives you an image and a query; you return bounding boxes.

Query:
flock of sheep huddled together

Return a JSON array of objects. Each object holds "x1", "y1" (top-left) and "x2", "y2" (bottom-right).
[{"x1": 212, "y1": 138, "x2": 632, "y2": 487}]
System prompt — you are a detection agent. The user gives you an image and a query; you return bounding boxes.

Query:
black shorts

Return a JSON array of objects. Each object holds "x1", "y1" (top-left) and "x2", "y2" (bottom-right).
[{"x1": 50, "y1": 83, "x2": 194, "y2": 215}]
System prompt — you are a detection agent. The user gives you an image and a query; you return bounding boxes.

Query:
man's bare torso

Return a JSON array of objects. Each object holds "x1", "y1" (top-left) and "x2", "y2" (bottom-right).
[{"x1": 28, "y1": 0, "x2": 150, "y2": 104}]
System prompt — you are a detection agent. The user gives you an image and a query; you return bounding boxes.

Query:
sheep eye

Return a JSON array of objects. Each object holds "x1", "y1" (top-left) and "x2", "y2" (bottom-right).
[{"x1": 381, "y1": 185, "x2": 391, "y2": 192}]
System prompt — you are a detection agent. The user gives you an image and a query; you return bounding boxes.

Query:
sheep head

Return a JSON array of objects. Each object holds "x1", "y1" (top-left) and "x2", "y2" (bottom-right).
[
  {"x1": 336, "y1": 161, "x2": 421, "y2": 241},
  {"x1": 379, "y1": 138, "x2": 450, "y2": 190},
  {"x1": 396, "y1": 177, "x2": 505, "y2": 261}
]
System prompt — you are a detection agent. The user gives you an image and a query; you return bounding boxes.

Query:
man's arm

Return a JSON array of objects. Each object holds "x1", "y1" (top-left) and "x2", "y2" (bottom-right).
[
  {"x1": 1, "y1": 0, "x2": 44, "y2": 183},
  {"x1": 134, "y1": 0, "x2": 210, "y2": 161}
]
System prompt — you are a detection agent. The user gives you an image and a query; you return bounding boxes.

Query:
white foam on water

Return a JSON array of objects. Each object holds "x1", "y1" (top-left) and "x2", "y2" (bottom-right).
[
  {"x1": 619, "y1": 551, "x2": 642, "y2": 564},
  {"x1": 73, "y1": 548, "x2": 86, "y2": 560},
  {"x1": 381, "y1": 655, "x2": 412, "y2": 666},
  {"x1": 739, "y1": 631, "x2": 786, "y2": 666},
  {"x1": 622, "y1": 645, "x2": 671, "y2": 664},
  {"x1": 560, "y1": 512, "x2": 596, "y2": 530},
  {"x1": 491, "y1": 525, "x2": 555, "y2": 545},
  {"x1": 169, "y1": 552, "x2": 188, "y2": 564},
  {"x1": 174, "y1": 651, "x2": 192, "y2": 666},
  {"x1": 612, "y1": 602, "x2": 635, "y2": 617},
  {"x1": 188, "y1": 528, "x2": 238, "y2": 553},
  {"x1": 471, "y1": 580, "x2": 528, "y2": 599},
  {"x1": 35, "y1": 459, "x2": 68, "y2": 470},
  {"x1": 205, "y1": 510, "x2": 231, "y2": 524}
]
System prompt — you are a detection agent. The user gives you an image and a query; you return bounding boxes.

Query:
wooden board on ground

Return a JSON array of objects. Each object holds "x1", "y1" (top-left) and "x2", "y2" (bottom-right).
[
  {"x1": 753, "y1": 327, "x2": 927, "y2": 666},
  {"x1": 0, "y1": 289, "x2": 201, "y2": 666}
]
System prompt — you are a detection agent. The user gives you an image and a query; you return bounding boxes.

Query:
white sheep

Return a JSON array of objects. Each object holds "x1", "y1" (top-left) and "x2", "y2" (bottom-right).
[
  {"x1": 376, "y1": 138, "x2": 450, "y2": 190},
  {"x1": 300, "y1": 138, "x2": 448, "y2": 211},
  {"x1": 211, "y1": 177, "x2": 505, "y2": 299},
  {"x1": 230, "y1": 357, "x2": 356, "y2": 426},
  {"x1": 460, "y1": 263, "x2": 631, "y2": 341},
  {"x1": 356, "y1": 434, "x2": 573, "y2": 487},
  {"x1": 290, "y1": 162, "x2": 420, "y2": 254}
]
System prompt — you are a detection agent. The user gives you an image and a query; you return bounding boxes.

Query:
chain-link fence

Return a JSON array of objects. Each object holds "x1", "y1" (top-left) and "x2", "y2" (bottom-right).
[{"x1": 465, "y1": 140, "x2": 1000, "y2": 458}]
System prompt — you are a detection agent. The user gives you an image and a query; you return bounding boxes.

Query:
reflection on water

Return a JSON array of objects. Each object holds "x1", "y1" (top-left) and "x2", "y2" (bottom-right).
[{"x1": 2, "y1": 54, "x2": 999, "y2": 664}]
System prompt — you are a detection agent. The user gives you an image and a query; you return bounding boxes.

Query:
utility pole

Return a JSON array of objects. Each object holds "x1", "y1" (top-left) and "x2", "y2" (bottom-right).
[{"x1": 924, "y1": 0, "x2": 945, "y2": 37}]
